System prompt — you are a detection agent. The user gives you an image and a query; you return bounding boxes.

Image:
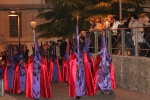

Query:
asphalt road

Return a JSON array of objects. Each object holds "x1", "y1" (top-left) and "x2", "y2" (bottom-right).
[{"x1": 1, "y1": 82, "x2": 150, "y2": 100}]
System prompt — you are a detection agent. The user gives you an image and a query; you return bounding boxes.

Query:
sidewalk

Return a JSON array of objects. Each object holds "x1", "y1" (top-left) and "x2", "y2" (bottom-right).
[
  {"x1": 1, "y1": 82, "x2": 150, "y2": 100},
  {"x1": 0, "y1": 94, "x2": 16, "y2": 100}
]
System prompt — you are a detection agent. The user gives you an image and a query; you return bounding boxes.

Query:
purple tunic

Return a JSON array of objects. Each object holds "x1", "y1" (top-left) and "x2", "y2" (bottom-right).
[
  {"x1": 75, "y1": 57, "x2": 86, "y2": 97},
  {"x1": 97, "y1": 30, "x2": 113, "y2": 92}
]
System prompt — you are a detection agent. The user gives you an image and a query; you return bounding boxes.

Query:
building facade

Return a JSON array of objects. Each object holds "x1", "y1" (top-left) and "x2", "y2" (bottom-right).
[{"x1": 0, "y1": 0, "x2": 52, "y2": 55}]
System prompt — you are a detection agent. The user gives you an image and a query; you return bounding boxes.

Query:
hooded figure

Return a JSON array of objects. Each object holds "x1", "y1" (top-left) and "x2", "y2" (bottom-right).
[
  {"x1": 93, "y1": 30, "x2": 116, "y2": 95},
  {"x1": 4, "y1": 43, "x2": 15, "y2": 92},
  {"x1": 13, "y1": 55, "x2": 27, "y2": 94},
  {"x1": 13, "y1": 38, "x2": 27, "y2": 94},
  {"x1": 26, "y1": 29, "x2": 52, "y2": 99},
  {"x1": 48, "y1": 42, "x2": 62, "y2": 82},
  {"x1": 83, "y1": 34, "x2": 95, "y2": 74},
  {"x1": 69, "y1": 23, "x2": 95, "y2": 100},
  {"x1": 62, "y1": 39, "x2": 70, "y2": 83}
]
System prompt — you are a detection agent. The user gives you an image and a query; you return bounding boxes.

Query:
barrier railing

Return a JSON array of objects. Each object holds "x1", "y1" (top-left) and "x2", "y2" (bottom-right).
[{"x1": 89, "y1": 26, "x2": 150, "y2": 57}]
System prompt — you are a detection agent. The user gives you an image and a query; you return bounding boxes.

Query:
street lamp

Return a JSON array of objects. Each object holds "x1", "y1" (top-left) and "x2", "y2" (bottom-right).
[
  {"x1": 30, "y1": 20, "x2": 37, "y2": 30},
  {"x1": 8, "y1": 8, "x2": 20, "y2": 38},
  {"x1": 30, "y1": 20, "x2": 37, "y2": 55}
]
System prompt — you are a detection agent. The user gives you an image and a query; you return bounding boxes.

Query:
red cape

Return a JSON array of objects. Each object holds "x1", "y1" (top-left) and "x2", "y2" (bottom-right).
[
  {"x1": 82, "y1": 52, "x2": 95, "y2": 95},
  {"x1": 28, "y1": 56, "x2": 34, "y2": 67},
  {"x1": 62, "y1": 58, "x2": 69, "y2": 82},
  {"x1": 25, "y1": 63, "x2": 33, "y2": 98},
  {"x1": 26, "y1": 60, "x2": 52, "y2": 98},
  {"x1": 93, "y1": 55, "x2": 116, "y2": 91},
  {"x1": 40, "y1": 58, "x2": 52, "y2": 98},
  {"x1": 69, "y1": 53, "x2": 76, "y2": 97},
  {"x1": 25, "y1": 56, "x2": 34, "y2": 97},
  {"x1": 48, "y1": 58, "x2": 62, "y2": 82},
  {"x1": 13, "y1": 62, "x2": 27, "y2": 94},
  {"x1": 87, "y1": 55, "x2": 95, "y2": 76},
  {"x1": 69, "y1": 52, "x2": 95, "y2": 97},
  {"x1": 4, "y1": 58, "x2": 14, "y2": 93},
  {"x1": 4, "y1": 59, "x2": 9, "y2": 92}
]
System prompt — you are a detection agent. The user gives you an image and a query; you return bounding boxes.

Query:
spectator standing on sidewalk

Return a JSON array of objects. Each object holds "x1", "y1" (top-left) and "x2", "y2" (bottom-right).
[
  {"x1": 141, "y1": 13, "x2": 150, "y2": 57},
  {"x1": 128, "y1": 13, "x2": 139, "y2": 56}
]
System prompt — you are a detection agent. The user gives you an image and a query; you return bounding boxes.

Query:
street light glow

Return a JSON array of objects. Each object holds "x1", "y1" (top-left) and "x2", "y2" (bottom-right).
[{"x1": 30, "y1": 21, "x2": 37, "y2": 29}]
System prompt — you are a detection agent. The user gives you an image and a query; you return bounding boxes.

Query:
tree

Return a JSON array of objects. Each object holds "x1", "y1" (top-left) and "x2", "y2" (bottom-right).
[{"x1": 36, "y1": 0, "x2": 147, "y2": 38}]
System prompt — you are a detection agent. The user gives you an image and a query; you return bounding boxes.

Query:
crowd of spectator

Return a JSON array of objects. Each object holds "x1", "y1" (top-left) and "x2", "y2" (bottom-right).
[{"x1": 88, "y1": 12, "x2": 150, "y2": 57}]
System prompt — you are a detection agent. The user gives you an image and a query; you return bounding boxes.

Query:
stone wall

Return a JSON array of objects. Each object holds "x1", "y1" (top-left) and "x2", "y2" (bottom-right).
[{"x1": 111, "y1": 55, "x2": 150, "y2": 94}]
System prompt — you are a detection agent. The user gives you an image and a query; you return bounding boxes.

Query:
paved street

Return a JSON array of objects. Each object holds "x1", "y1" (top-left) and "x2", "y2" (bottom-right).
[{"x1": 1, "y1": 82, "x2": 150, "y2": 100}]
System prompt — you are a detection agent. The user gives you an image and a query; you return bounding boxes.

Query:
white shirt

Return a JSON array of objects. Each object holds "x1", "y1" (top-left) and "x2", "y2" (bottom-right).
[
  {"x1": 129, "y1": 20, "x2": 144, "y2": 43},
  {"x1": 112, "y1": 21, "x2": 120, "y2": 34}
]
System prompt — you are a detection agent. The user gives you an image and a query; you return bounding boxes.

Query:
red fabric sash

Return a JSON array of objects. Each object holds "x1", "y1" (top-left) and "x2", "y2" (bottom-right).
[
  {"x1": 40, "y1": 63, "x2": 52, "y2": 98},
  {"x1": 48, "y1": 58, "x2": 62, "y2": 82},
  {"x1": 110, "y1": 62, "x2": 116, "y2": 89},
  {"x1": 25, "y1": 63, "x2": 33, "y2": 98},
  {"x1": 69, "y1": 53, "x2": 77, "y2": 97},
  {"x1": 93, "y1": 55, "x2": 116, "y2": 91},
  {"x1": 4, "y1": 58, "x2": 14, "y2": 93},
  {"x1": 13, "y1": 63, "x2": 27, "y2": 94},
  {"x1": 62, "y1": 58, "x2": 69, "y2": 82},
  {"x1": 4, "y1": 63, "x2": 9, "y2": 92},
  {"x1": 82, "y1": 52, "x2": 95, "y2": 96}
]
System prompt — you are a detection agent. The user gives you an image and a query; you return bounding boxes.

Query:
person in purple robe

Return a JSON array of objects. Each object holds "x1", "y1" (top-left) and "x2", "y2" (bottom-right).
[
  {"x1": 13, "y1": 55, "x2": 27, "y2": 94},
  {"x1": 26, "y1": 38, "x2": 52, "y2": 99},
  {"x1": 19, "y1": 39, "x2": 27, "y2": 93},
  {"x1": 25, "y1": 29, "x2": 42, "y2": 100},
  {"x1": 69, "y1": 21, "x2": 95, "y2": 100},
  {"x1": 4, "y1": 43, "x2": 15, "y2": 92},
  {"x1": 94, "y1": 30, "x2": 116, "y2": 95},
  {"x1": 50, "y1": 42, "x2": 62, "y2": 82}
]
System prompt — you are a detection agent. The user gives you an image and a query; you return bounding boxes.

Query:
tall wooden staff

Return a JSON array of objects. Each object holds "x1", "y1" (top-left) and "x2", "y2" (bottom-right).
[{"x1": 76, "y1": 12, "x2": 80, "y2": 79}]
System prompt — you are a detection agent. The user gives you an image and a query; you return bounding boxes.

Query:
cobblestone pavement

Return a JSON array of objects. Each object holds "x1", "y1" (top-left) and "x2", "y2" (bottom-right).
[{"x1": 1, "y1": 82, "x2": 150, "y2": 100}]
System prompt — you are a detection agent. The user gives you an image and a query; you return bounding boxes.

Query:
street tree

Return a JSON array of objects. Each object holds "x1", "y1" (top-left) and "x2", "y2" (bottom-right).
[{"x1": 36, "y1": 0, "x2": 148, "y2": 38}]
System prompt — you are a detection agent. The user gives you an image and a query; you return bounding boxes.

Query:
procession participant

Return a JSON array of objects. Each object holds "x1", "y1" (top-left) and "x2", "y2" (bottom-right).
[
  {"x1": 13, "y1": 46, "x2": 18, "y2": 61},
  {"x1": 62, "y1": 39, "x2": 70, "y2": 83},
  {"x1": 94, "y1": 30, "x2": 116, "y2": 95},
  {"x1": 83, "y1": 34, "x2": 95, "y2": 74},
  {"x1": 13, "y1": 55, "x2": 27, "y2": 94},
  {"x1": 69, "y1": 19, "x2": 95, "y2": 100},
  {"x1": 40, "y1": 54, "x2": 52, "y2": 98},
  {"x1": 26, "y1": 30, "x2": 52, "y2": 100},
  {"x1": 4, "y1": 43, "x2": 15, "y2": 92},
  {"x1": 23, "y1": 45, "x2": 29, "y2": 64},
  {"x1": 48, "y1": 42, "x2": 62, "y2": 82},
  {"x1": 13, "y1": 38, "x2": 27, "y2": 94},
  {"x1": 69, "y1": 38, "x2": 95, "y2": 100}
]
